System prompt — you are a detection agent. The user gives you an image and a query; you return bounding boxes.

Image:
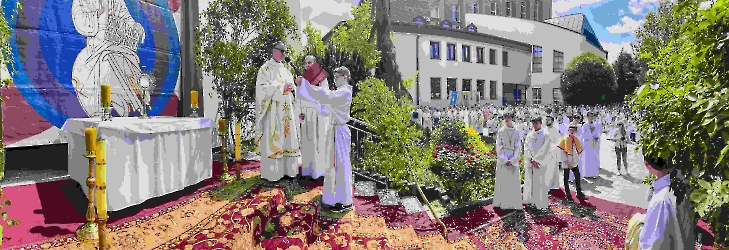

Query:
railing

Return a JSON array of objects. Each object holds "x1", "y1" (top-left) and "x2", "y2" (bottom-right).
[{"x1": 346, "y1": 118, "x2": 380, "y2": 166}]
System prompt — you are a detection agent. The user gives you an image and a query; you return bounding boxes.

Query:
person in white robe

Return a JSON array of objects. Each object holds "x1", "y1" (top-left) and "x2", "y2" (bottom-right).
[
  {"x1": 493, "y1": 112, "x2": 523, "y2": 211},
  {"x1": 298, "y1": 55, "x2": 331, "y2": 180},
  {"x1": 543, "y1": 115, "x2": 562, "y2": 190},
  {"x1": 523, "y1": 117, "x2": 553, "y2": 210},
  {"x1": 254, "y1": 41, "x2": 301, "y2": 182},
  {"x1": 296, "y1": 66, "x2": 354, "y2": 213},
  {"x1": 578, "y1": 111, "x2": 601, "y2": 179}
]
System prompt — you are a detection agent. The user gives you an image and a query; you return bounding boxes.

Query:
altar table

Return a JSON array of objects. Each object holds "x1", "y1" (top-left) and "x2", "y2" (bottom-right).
[{"x1": 62, "y1": 117, "x2": 213, "y2": 211}]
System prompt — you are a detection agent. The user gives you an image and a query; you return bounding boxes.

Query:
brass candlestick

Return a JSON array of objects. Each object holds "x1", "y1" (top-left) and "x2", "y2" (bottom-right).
[
  {"x1": 219, "y1": 122, "x2": 234, "y2": 183},
  {"x1": 75, "y1": 151, "x2": 99, "y2": 243},
  {"x1": 96, "y1": 208, "x2": 110, "y2": 249}
]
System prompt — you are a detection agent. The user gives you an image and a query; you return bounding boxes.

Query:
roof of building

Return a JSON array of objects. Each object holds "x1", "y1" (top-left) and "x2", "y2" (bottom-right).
[
  {"x1": 543, "y1": 13, "x2": 604, "y2": 51},
  {"x1": 322, "y1": 20, "x2": 347, "y2": 43}
]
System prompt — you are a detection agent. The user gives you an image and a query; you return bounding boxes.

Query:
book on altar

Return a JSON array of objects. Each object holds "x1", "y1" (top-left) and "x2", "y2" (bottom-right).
[{"x1": 303, "y1": 62, "x2": 328, "y2": 86}]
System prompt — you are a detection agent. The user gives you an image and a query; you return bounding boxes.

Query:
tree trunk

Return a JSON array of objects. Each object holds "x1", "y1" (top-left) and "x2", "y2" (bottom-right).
[
  {"x1": 674, "y1": 169, "x2": 698, "y2": 250},
  {"x1": 372, "y1": 0, "x2": 412, "y2": 101}
]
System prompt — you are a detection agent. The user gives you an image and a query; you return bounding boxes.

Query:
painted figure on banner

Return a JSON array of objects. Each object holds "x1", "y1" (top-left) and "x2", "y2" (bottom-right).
[
  {"x1": 523, "y1": 116, "x2": 552, "y2": 210},
  {"x1": 296, "y1": 66, "x2": 354, "y2": 213},
  {"x1": 298, "y1": 55, "x2": 331, "y2": 181},
  {"x1": 255, "y1": 41, "x2": 301, "y2": 182},
  {"x1": 493, "y1": 111, "x2": 523, "y2": 211},
  {"x1": 72, "y1": 0, "x2": 146, "y2": 117}
]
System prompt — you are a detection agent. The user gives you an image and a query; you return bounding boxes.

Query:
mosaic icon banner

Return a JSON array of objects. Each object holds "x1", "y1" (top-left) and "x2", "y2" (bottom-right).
[{"x1": 2, "y1": 0, "x2": 182, "y2": 147}]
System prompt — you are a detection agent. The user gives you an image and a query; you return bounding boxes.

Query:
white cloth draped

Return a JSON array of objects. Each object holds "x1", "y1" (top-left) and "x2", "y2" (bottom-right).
[{"x1": 63, "y1": 117, "x2": 213, "y2": 211}]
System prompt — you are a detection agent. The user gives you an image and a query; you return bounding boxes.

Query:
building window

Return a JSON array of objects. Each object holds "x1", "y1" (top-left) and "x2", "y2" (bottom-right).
[
  {"x1": 477, "y1": 80, "x2": 485, "y2": 99},
  {"x1": 532, "y1": 46, "x2": 542, "y2": 73},
  {"x1": 489, "y1": 49, "x2": 497, "y2": 65},
  {"x1": 476, "y1": 47, "x2": 485, "y2": 63},
  {"x1": 432, "y1": 7, "x2": 439, "y2": 18},
  {"x1": 462, "y1": 45, "x2": 471, "y2": 62},
  {"x1": 447, "y1": 43, "x2": 456, "y2": 61},
  {"x1": 553, "y1": 50, "x2": 564, "y2": 72},
  {"x1": 502, "y1": 51, "x2": 509, "y2": 66},
  {"x1": 473, "y1": 3, "x2": 478, "y2": 13},
  {"x1": 506, "y1": 2, "x2": 511, "y2": 16},
  {"x1": 533, "y1": 2, "x2": 539, "y2": 20},
  {"x1": 532, "y1": 87, "x2": 542, "y2": 104},
  {"x1": 452, "y1": 5, "x2": 460, "y2": 22},
  {"x1": 462, "y1": 79, "x2": 472, "y2": 91},
  {"x1": 447, "y1": 78, "x2": 457, "y2": 93},
  {"x1": 490, "y1": 2, "x2": 496, "y2": 15},
  {"x1": 520, "y1": 1, "x2": 526, "y2": 18},
  {"x1": 430, "y1": 77, "x2": 442, "y2": 99},
  {"x1": 429, "y1": 41, "x2": 440, "y2": 59},
  {"x1": 553, "y1": 88, "x2": 561, "y2": 104},
  {"x1": 489, "y1": 81, "x2": 497, "y2": 100}
]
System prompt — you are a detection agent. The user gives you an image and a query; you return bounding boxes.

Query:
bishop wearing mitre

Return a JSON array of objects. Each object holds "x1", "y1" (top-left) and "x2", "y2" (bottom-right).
[{"x1": 254, "y1": 41, "x2": 301, "y2": 182}]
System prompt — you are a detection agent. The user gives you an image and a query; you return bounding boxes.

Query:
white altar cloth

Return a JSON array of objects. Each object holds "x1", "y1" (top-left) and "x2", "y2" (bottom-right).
[{"x1": 62, "y1": 117, "x2": 213, "y2": 211}]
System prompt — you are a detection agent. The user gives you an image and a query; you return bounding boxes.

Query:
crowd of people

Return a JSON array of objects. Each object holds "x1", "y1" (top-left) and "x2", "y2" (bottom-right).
[{"x1": 412, "y1": 103, "x2": 683, "y2": 248}]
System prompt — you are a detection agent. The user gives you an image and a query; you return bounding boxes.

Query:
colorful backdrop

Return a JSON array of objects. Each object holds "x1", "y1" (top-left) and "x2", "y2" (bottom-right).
[{"x1": 1, "y1": 0, "x2": 182, "y2": 148}]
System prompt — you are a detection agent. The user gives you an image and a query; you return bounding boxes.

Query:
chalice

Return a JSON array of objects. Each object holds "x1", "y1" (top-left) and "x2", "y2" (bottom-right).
[{"x1": 139, "y1": 74, "x2": 154, "y2": 118}]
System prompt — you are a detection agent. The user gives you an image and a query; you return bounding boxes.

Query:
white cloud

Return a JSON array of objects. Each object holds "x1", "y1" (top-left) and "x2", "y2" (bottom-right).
[
  {"x1": 601, "y1": 40, "x2": 635, "y2": 63},
  {"x1": 628, "y1": 0, "x2": 659, "y2": 15},
  {"x1": 618, "y1": 9, "x2": 625, "y2": 16},
  {"x1": 552, "y1": 0, "x2": 604, "y2": 16},
  {"x1": 301, "y1": 0, "x2": 355, "y2": 21},
  {"x1": 606, "y1": 16, "x2": 644, "y2": 34}
]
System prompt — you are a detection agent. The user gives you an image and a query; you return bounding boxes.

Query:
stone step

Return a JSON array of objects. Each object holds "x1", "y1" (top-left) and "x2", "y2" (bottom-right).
[
  {"x1": 377, "y1": 189, "x2": 400, "y2": 206},
  {"x1": 354, "y1": 181, "x2": 376, "y2": 196},
  {"x1": 400, "y1": 196, "x2": 428, "y2": 215}
]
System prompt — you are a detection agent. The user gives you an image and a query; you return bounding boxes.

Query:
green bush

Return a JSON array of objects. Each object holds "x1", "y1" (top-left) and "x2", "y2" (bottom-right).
[
  {"x1": 429, "y1": 121, "x2": 497, "y2": 204},
  {"x1": 354, "y1": 77, "x2": 441, "y2": 190}
]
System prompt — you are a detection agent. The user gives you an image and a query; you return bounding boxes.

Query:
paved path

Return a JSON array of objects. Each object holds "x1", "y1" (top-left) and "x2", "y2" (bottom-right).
[{"x1": 556, "y1": 134, "x2": 650, "y2": 209}]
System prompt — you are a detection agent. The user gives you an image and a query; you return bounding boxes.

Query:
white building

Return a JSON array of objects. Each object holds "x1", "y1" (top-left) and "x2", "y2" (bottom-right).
[{"x1": 385, "y1": 0, "x2": 607, "y2": 106}]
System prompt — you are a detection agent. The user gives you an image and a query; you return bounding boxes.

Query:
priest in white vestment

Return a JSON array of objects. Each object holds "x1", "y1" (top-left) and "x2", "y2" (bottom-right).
[
  {"x1": 298, "y1": 55, "x2": 331, "y2": 180},
  {"x1": 493, "y1": 112, "x2": 523, "y2": 210},
  {"x1": 523, "y1": 117, "x2": 552, "y2": 210},
  {"x1": 296, "y1": 66, "x2": 354, "y2": 213},
  {"x1": 579, "y1": 111, "x2": 601, "y2": 179},
  {"x1": 254, "y1": 41, "x2": 301, "y2": 182}
]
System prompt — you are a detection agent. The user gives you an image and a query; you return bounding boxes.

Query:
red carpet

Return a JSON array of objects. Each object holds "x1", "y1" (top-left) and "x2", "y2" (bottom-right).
[{"x1": 0, "y1": 160, "x2": 259, "y2": 248}]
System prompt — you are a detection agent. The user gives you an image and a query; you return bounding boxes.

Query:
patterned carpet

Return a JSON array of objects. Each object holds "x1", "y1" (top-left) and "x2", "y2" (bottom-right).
[{"x1": 9, "y1": 170, "x2": 722, "y2": 250}]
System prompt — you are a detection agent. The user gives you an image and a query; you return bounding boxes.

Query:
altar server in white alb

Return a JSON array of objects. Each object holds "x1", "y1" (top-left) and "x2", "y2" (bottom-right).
[
  {"x1": 543, "y1": 115, "x2": 562, "y2": 190},
  {"x1": 523, "y1": 117, "x2": 553, "y2": 211},
  {"x1": 296, "y1": 66, "x2": 354, "y2": 213},
  {"x1": 298, "y1": 55, "x2": 331, "y2": 181},
  {"x1": 579, "y1": 111, "x2": 602, "y2": 179},
  {"x1": 254, "y1": 41, "x2": 301, "y2": 182},
  {"x1": 493, "y1": 112, "x2": 523, "y2": 211}
]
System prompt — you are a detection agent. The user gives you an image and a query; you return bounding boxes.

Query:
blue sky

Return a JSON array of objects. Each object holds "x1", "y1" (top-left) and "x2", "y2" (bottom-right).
[{"x1": 552, "y1": 0, "x2": 659, "y2": 62}]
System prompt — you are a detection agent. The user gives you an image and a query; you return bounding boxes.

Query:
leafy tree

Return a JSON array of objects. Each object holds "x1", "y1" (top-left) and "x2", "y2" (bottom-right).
[
  {"x1": 612, "y1": 49, "x2": 640, "y2": 102},
  {"x1": 293, "y1": 2, "x2": 379, "y2": 97},
  {"x1": 371, "y1": 0, "x2": 411, "y2": 100},
  {"x1": 632, "y1": 0, "x2": 729, "y2": 245},
  {"x1": 560, "y1": 52, "x2": 617, "y2": 105},
  {"x1": 195, "y1": 0, "x2": 297, "y2": 145}
]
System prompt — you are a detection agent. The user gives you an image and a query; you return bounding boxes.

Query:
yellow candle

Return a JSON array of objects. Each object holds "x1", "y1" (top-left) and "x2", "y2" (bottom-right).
[
  {"x1": 84, "y1": 128, "x2": 96, "y2": 153},
  {"x1": 235, "y1": 123, "x2": 241, "y2": 160},
  {"x1": 95, "y1": 139, "x2": 107, "y2": 216},
  {"x1": 190, "y1": 90, "x2": 199, "y2": 108},
  {"x1": 218, "y1": 119, "x2": 226, "y2": 134},
  {"x1": 101, "y1": 85, "x2": 111, "y2": 106}
]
